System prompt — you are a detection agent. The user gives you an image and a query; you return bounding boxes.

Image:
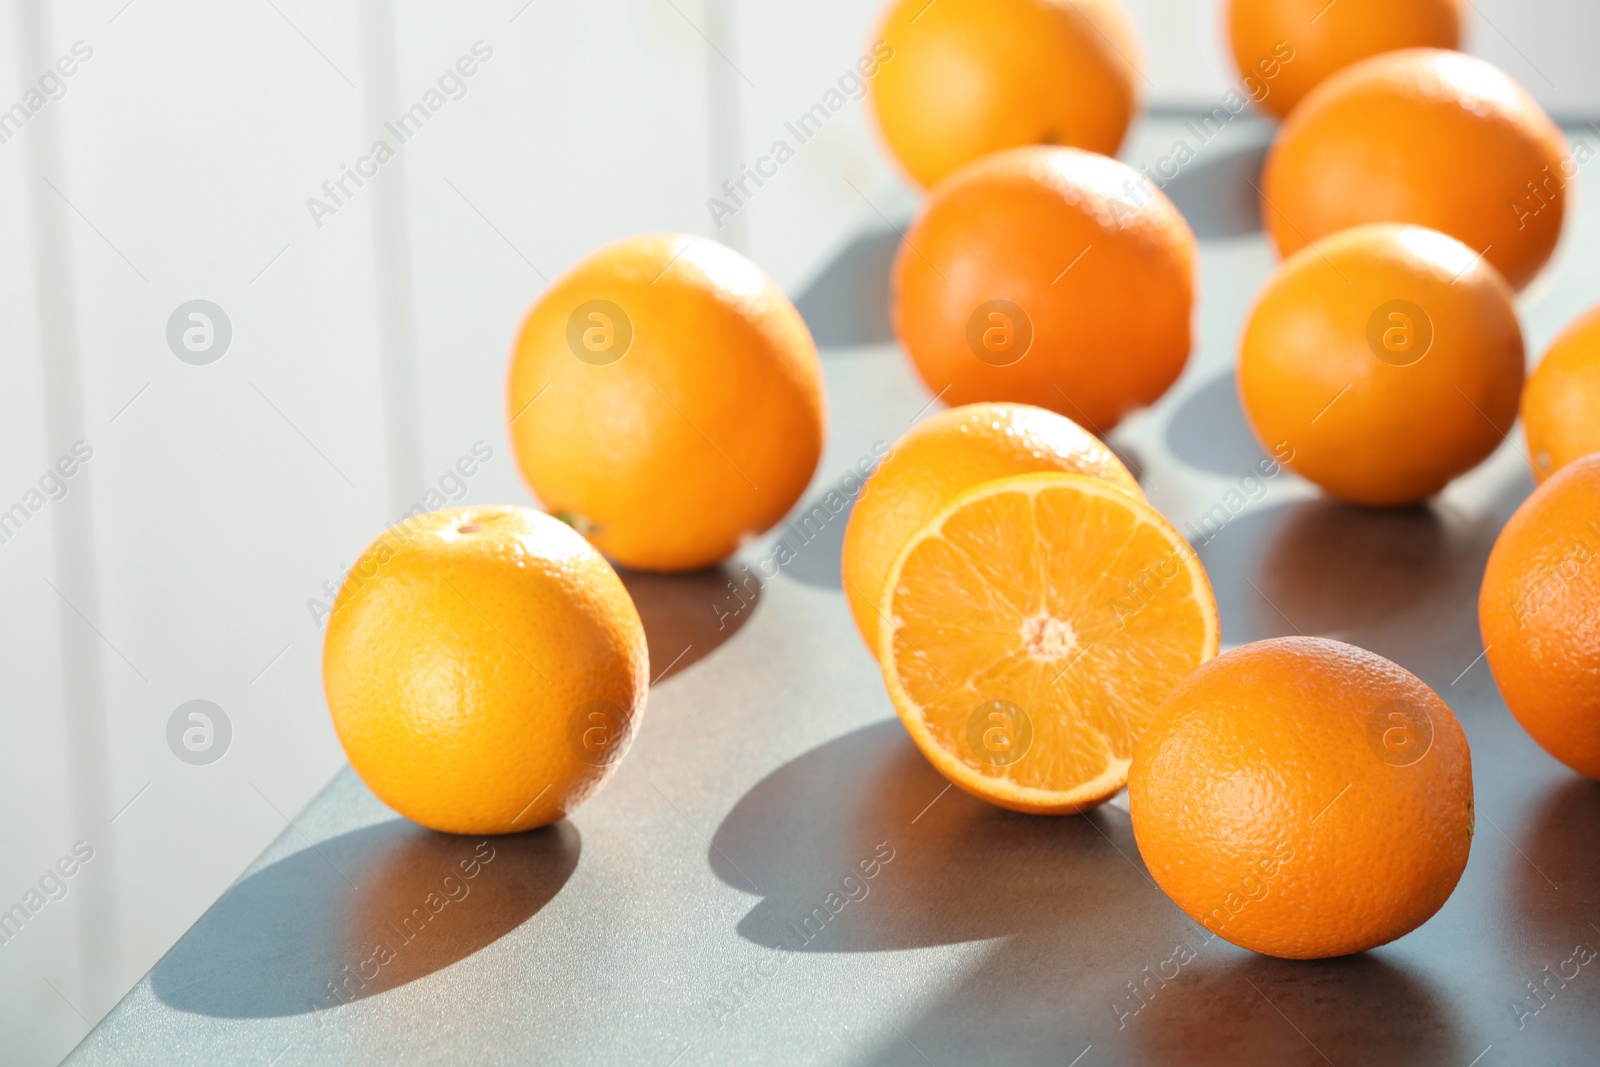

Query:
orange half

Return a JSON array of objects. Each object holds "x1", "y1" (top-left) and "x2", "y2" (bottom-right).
[{"x1": 877, "y1": 472, "x2": 1220, "y2": 814}]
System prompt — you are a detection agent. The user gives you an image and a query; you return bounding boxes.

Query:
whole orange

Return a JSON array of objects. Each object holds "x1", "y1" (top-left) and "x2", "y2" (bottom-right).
[
  {"x1": 841, "y1": 402, "x2": 1141, "y2": 656},
  {"x1": 1523, "y1": 305, "x2": 1600, "y2": 482},
  {"x1": 1227, "y1": 0, "x2": 1462, "y2": 119},
  {"x1": 1238, "y1": 223, "x2": 1524, "y2": 507},
  {"x1": 1130, "y1": 636, "x2": 1473, "y2": 959},
  {"x1": 1480, "y1": 454, "x2": 1600, "y2": 779},
  {"x1": 893, "y1": 146, "x2": 1197, "y2": 433},
  {"x1": 323, "y1": 506, "x2": 649, "y2": 834},
  {"x1": 868, "y1": 0, "x2": 1142, "y2": 190},
  {"x1": 508, "y1": 234, "x2": 826, "y2": 573},
  {"x1": 1262, "y1": 48, "x2": 1568, "y2": 291}
]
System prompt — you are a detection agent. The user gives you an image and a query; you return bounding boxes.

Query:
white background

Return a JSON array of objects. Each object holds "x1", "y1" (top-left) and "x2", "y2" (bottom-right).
[{"x1": 0, "y1": 0, "x2": 1594, "y2": 1062}]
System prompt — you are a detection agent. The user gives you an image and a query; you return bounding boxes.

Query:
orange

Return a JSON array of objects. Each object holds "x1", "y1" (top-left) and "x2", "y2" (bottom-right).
[
  {"x1": 1480, "y1": 454, "x2": 1600, "y2": 779},
  {"x1": 841, "y1": 402, "x2": 1141, "y2": 657},
  {"x1": 1227, "y1": 0, "x2": 1462, "y2": 119},
  {"x1": 893, "y1": 146, "x2": 1197, "y2": 433},
  {"x1": 507, "y1": 233, "x2": 826, "y2": 572},
  {"x1": 868, "y1": 0, "x2": 1142, "y2": 190},
  {"x1": 1523, "y1": 305, "x2": 1600, "y2": 482},
  {"x1": 878, "y1": 472, "x2": 1219, "y2": 814},
  {"x1": 1130, "y1": 636, "x2": 1473, "y2": 959},
  {"x1": 1238, "y1": 223, "x2": 1524, "y2": 507},
  {"x1": 322, "y1": 506, "x2": 649, "y2": 834},
  {"x1": 1262, "y1": 48, "x2": 1569, "y2": 291}
]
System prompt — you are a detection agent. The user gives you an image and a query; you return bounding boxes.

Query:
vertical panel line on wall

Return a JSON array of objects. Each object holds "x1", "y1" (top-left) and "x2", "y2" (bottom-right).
[
  {"x1": 15, "y1": 0, "x2": 118, "y2": 1015},
  {"x1": 705, "y1": 0, "x2": 744, "y2": 251},
  {"x1": 359, "y1": 0, "x2": 425, "y2": 515}
]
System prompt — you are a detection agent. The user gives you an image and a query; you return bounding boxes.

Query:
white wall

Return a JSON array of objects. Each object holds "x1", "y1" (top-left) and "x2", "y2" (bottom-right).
[{"x1": 0, "y1": 1, "x2": 397, "y2": 1060}]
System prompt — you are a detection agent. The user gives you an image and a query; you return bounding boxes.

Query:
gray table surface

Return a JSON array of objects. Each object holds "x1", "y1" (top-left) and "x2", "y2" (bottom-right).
[{"x1": 68, "y1": 120, "x2": 1600, "y2": 1065}]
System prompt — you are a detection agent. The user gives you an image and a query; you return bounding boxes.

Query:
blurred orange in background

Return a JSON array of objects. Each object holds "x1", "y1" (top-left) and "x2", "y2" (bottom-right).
[
  {"x1": 868, "y1": 0, "x2": 1142, "y2": 189},
  {"x1": 1523, "y1": 305, "x2": 1600, "y2": 482},
  {"x1": 1262, "y1": 48, "x2": 1569, "y2": 290},
  {"x1": 1228, "y1": 0, "x2": 1462, "y2": 118}
]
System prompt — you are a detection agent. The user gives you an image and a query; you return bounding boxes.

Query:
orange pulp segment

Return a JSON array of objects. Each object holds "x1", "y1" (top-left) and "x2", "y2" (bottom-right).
[{"x1": 877, "y1": 472, "x2": 1220, "y2": 814}]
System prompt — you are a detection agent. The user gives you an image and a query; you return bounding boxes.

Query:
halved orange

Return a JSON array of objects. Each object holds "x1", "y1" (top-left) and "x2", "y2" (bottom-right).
[{"x1": 877, "y1": 472, "x2": 1220, "y2": 814}]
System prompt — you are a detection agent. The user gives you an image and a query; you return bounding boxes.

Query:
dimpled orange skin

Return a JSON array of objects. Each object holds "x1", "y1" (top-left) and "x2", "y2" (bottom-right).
[
  {"x1": 508, "y1": 233, "x2": 826, "y2": 573},
  {"x1": 841, "y1": 402, "x2": 1142, "y2": 657},
  {"x1": 1480, "y1": 455, "x2": 1600, "y2": 779},
  {"x1": 1129, "y1": 637, "x2": 1473, "y2": 959},
  {"x1": 869, "y1": 0, "x2": 1142, "y2": 190},
  {"x1": 1523, "y1": 306, "x2": 1600, "y2": 482},
  {"x1": 893, "y1": 146, "x2": 1197, "y2": 433},
  {"x1": 1227, "y1": 0, "x2": 1461, "y2": 119},
  {"x1": 323, "y1": 506, "x2": 649, "y2": 835},
  {"x1": 1238, "y1": 223, "x2": 1524, "y2": 507},
  {"x1": 1262, "y1": 49, "x2": 1568, "y2": 291}
]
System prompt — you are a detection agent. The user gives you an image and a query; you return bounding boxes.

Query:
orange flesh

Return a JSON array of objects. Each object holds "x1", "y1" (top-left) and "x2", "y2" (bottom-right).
[{"x1": 880, "y1": 474, "x2": 1219, "y2": 812}]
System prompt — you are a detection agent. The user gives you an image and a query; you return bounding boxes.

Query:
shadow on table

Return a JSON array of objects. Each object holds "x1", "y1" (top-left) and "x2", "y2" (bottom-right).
[
  {"x1": 1516, "y1": 776, "x2": 1600, "y2": 945},
  {"x1": 1488, "y1": 727, "x2": 1600, "y2": 1052},
  {"x1": 1195, "y1": 480, "x2": 1528, "y2": 690},
  {"x1": 711, "y1": 720, "x2": 1467, "y2": 1065},
  {"x1": 1134, "y1": 954, "x2": 1468, "y2": 1067},
  {"x1": 1159, "y1": 137, "x2": 1269, "y2": 241},
  {"x1": 710, "y1": 720, "x2": 1161, "y2": 955},
  {"x1": 777, "y1": 479, "x2": 865, "y2": 590},
  {"x1": 151, "y1": 819, "x2": 579, "y2": 1017},
  {"x1": 710, "y1": 720, "x2": 1173, "y2": 1063},
  {"x1": 1197, "y1": 499, "x2": 1454, "y2": 643},
  {"x1": 1164, "y1": 369, "x2": 1265, "y2": 476},
  {"x1": 794, "y1": 228, "x2": 900, "y2": 349},
  {"x1": 618, "y1": 563, "x2": 760, "y2": 684}
]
